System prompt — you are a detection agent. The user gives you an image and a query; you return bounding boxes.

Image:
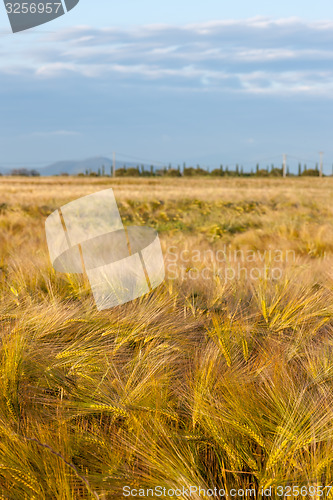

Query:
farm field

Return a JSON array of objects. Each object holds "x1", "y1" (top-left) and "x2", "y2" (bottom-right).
[{"x1": 1, "y1": 176, "x2": 333, "y2": 498}]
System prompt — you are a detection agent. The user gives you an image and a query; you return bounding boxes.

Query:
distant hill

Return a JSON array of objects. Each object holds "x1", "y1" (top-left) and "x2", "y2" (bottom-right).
[
  {"x1": 38, "y1": 156, "x2": 114, "y2": 176},
  {"x1": 0, "y1": 156, "x2": 155, "y2": 176}
]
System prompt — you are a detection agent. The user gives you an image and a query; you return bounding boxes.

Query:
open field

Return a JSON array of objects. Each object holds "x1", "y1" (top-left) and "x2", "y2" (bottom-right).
[{"x1": 1, "y1": 176, "x2": 333, "y2": 499}]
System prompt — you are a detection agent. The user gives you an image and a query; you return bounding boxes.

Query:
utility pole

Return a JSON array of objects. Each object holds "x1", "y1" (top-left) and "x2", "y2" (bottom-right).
[
  {"x1": 113, "y1": 151, "x2": 116, "y2": 178},
  {"x1": 282, "y1": 154, "x2": 286, "y2": 178},
  {"x1": 319, "y1": 151, "x2": 323, "y2": 177}
]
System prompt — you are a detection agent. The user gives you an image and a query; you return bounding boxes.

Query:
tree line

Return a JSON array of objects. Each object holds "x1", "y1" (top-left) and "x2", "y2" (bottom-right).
[
  {"x1": 1, "y1": 168, "x2": 40, "y2": 176},
  {"x1": 1, "y1": 162, "x2": 331, "y2": 177},
  {"x1": 77, "y1": 162, "x2": 330, "y2": 177}
]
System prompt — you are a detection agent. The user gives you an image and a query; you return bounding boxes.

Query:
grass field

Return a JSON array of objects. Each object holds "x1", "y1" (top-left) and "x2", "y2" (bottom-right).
[{"x1": 1, "y1": 176, "x2": 333, "y2": 499}]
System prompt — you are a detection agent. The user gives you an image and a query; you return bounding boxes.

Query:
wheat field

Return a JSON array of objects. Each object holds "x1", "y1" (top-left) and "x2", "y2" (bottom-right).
[{"x1": 0, "y1": 176, "x2": 333, "y2": 499}]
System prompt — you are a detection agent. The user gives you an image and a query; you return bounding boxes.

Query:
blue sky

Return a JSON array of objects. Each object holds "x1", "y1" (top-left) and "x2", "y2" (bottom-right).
[{"x1": 1, "y1": 1, "x2": 333, "y2": 172}]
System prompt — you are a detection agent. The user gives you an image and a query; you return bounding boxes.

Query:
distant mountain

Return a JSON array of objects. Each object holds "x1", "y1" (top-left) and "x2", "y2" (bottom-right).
[
  {"x1": 38, "y1": 156, "x2": 114, "y2": 176},
  {"x1": 0, "y1": 156, "x2": 155, "y2": 176}
]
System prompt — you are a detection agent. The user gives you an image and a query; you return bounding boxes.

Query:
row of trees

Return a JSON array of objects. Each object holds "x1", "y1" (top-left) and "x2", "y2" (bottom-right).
[
  {"x1": 1, "y1": 163, "x2": 330, "y2": 177},
  {"x1": 77, "y1": 162, "x2": 329, "y2": 178},
  {"x1": 0, "y1": 168, "x2": 40, "y2": 177}
]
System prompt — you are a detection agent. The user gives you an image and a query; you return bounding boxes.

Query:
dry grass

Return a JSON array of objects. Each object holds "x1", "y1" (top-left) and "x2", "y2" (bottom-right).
[{"x1": 0, "y1": 176, "x2": 333, "y2": 499}]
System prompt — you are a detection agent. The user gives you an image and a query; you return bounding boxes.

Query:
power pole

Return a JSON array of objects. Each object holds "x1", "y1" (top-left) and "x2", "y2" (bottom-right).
[
  {"x1": 319, "y1": 151, "x2": 323, "y2": 177},
  {"x1": 283, "y1": 154, "x2": 286, "y2": 178},
  {"x1": 113, "y1": 151, "x2": 116, "y2": 178}
]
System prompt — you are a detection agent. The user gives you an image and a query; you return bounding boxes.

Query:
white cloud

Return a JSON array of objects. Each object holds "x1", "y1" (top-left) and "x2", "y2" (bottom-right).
[{"x1": 2, "y1": 18, "x2": 333, "y2": 95}]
